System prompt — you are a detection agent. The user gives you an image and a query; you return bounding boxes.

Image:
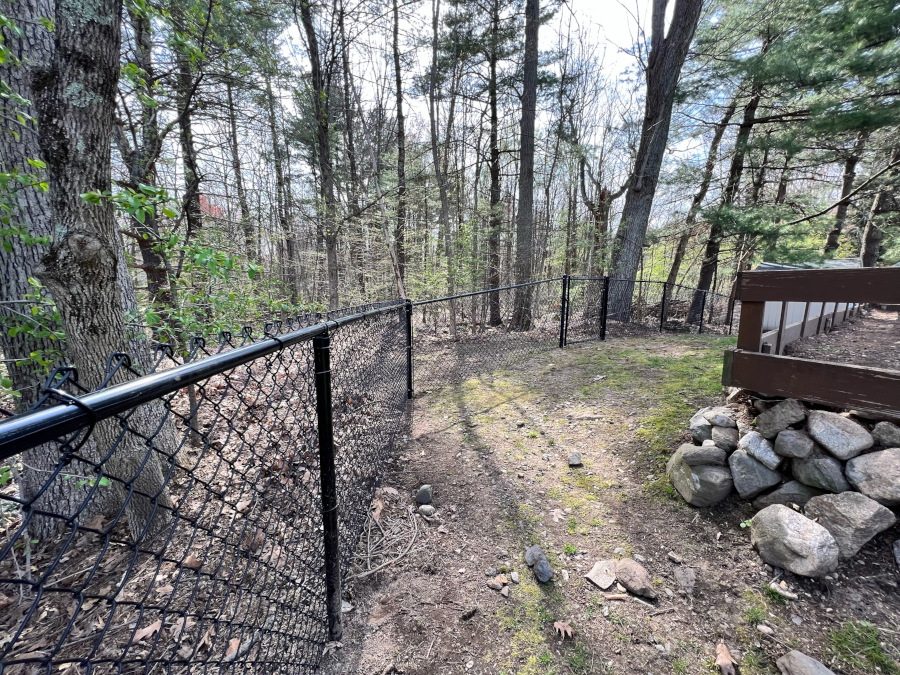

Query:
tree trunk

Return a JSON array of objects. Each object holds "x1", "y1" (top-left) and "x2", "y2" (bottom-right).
[
  {"x1": 298, "y1": 2, "x2": 340, "y2": 309},
  {"x1": 861, "y1": 146, "x2": 900, "y2": 267},
  {"x1": 487, "y1": 0, "x2": 502, "y2": 325},
  {"x1": 663, "y1": 99, "x2": 738, "y2": 317},
  {"x1": 608, "y1": 0, "x2": 703, "y2": 320},
  {"x1": 824, "y1": 131, "x2": 869, "y2": 256},
  {"x1": 510, "y1": 0, "x2": 540, "y2": 330},
  {"x1": 688, "y1": 90, "x2": 761, "y2": 323},
  {"x1": 34, "y1": 0, "x2": 172, "y2": 541},
  {"x1": 393, "y1": 0, "x2": 407, "y2": 286},
  {"x1": 226, "y1": 79, "x2": 254, "y2": 260}
]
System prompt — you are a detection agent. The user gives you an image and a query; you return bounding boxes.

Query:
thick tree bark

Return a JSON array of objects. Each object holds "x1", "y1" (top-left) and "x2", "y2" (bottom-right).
[
  {"x1": 226, "y1": 79, "x2": 254, "y2": 260},
  {"x1": 393, "y1": 0, "x2": 407, "y2": 285},
  {"x1": 823, "y1": 131, "x2": 869, "y2": 255},
  {"x1": 607, "y1": 0, "x2": 703, "y2": 320},
  {"x1": 663, "y1": 99, "x2": 737, "y2": 317},
  {"x1": 861, "y1": 146, "x2": 900, "y2": 267},
  {"x1": 486, "y1": 0, "x2": 503, "y2": 325},
  {"x1": 510, "y1": 0, "x2": 539, "y2": 330},
  {"x1": 33, "y1": 0, "x2": 172, "y2": 540},
  {"x1": 688, "y1": 91, "x2": 761, "y2": 323},
  {"x1": 298, "y1": 1, "x2": 340, "y2": 309}
]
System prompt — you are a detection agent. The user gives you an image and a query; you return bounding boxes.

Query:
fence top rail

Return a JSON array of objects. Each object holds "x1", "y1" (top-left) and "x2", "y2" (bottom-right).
[
  {"x1": 737, "y1": 268, "x2": 900, "y2": 303},
  {"x1": 412, "y1": 277, "x2": 563, "y2": 306},
  {"x1": 0, "y1": 303, "x2": 404, "y2": 460}
]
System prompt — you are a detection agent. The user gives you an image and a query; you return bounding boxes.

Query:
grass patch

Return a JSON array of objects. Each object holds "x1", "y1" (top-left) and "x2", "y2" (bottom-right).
[
  {"x1": 828, "y1": 621, "x2": 900, "y2": 674},
  {"x1": 742, "y1": 589, "x2": 768, "y2": 626}
]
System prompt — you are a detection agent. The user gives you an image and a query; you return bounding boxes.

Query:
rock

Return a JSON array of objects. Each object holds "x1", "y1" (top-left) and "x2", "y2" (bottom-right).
[
  {"x1": 533, "y1": 557, "x2": 554, "y2": 583},
  {"x1": 757, "y1": 399, "x2": 807, "y2": 439},
  {"x1": 807, "y1": 411, "x2": 873, "y2": 460},
  {"x1": 510, "y1": 571, "x2": 520, "y2": 584},
  {"x1": 667, "y1": 449, "x2": 733, "y2": 507},
  {"x1": 792, "y1": 447, "x2": 851, "y2": 493},
  {"x1": 690, "y1": 410, "x2": 713, "y2": 444},
  {"x1": 712, "y1": 426, "x2": 740, "y2": 452},
  {"x1": 418, "y1": 504, "x2": 436, "y2": 517},
  {"x1": 804, "y1": 492, "x2": 897, "y2": 559},
  {"x1": 585, "y1": 559, "x2": 616, "y2": 590},
  {"x1": 500, "y1": 586, "x2": 510, "y2": 598},
  {"x1": 752, "y1": 481, "x2": 825, "y2": 510},
  {"x1": 486, "y1": 579, "x2": 503, "y2": 591},
  {"x1": 873, "y1": 421, "x2": 900, "y2": 448},
  {"x1": 776, "y1": 650, "x2": 836, "y2": 675},
  {"x1": 568, "y1": 451, "x2": 583, "y2": 467},
  {"x1": 893, "y1": 540, "x2": 900, "y2": 569},
  {"x1": 845, "y1": 448, "x2": 900, "y2": 506},
  {"x1": 516, "y1": 420, "x2": 525, "y2": 427},
  {"x1": 757, "y1": 624, "x2": 774, "y2": 635},
  {"x1": 729, "y1": 449, "x2": 782, "y2": 499},
  {"x1": 673, "y1": 566, "x2": 696, "y2": 595},
  {"x1": 750, "y1": 505, "x2": 839, "y2": 577},
  {"x1": 613, "y1": 547, "x2": 625, "y2": 556},
  {"x1": 615, "y1": 558, "x2": 657, "y2": 599},
  {"x1": 740, "y1": 431, "x2": 781, "y2": 470},
  {"x1": 524, "y1": 545, "x2": 544, "y2": 567},
  {"x1": 775, "y1": 430, "x2": 815, "y2": 459},
  {"x1": 484, "y1": 567, "x2": 498, "y2": 577},
  {"x1": 416, "y1": 484, "x2": 433, "y2": 504},
  {"x1": 678, "y1": 443, "x2": 727, "y2": 467},
  {"x1": 542, "y1": 453, "x2": 550, "y2": 462},
  {"x1": 702, "y1": 407, "x2": 737, "y2": 428},
  {"x1": 667, "y1": 551, "x2": 682, "y2": 564},
  {"x1": 701, "y1": 439, "x2": 718, "y2": 447}
]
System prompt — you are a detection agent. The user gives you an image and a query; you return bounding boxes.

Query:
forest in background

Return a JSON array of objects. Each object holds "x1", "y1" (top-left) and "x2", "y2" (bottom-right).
[{"x1": 1, "y1": 0, "x2": 899, "y2": 409}]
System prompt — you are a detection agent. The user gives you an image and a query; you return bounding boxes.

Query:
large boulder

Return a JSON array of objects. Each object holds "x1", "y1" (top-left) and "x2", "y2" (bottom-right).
[
  {"x1": 667, "y1": 448, "x2": 733, "y2": 507},
  {"x1": 844, "y1": 448, "x2": 900, "y2": 506},
  {"x1": 776, "y1": 650, "x2": 836, "y2": 675},
  {"x1": 774, "y1": 430, "x2": 814, "y2": 459},
  {"x1": 739, "y1": 431, "x2": 781, "y2": 470},
  {"x1": 677, "y1": 443, "x2": 727, "y2": 467},
  {"x1": 873, "y1": 421, "x2": 900, "y2": 448},
  {"x1": 752, "y1": 481, "x2": 825, "y2": 510},
  {"x1": 791, "y1": 447, "x2": 850, "y2": 494},
  {"x1": 690, "y1": 409, "x2": 714, "y2": 444},
  {"x1": 701, "y1": 407, "x2": 737, "y2": 428},
  {"x1": 729, "y1": 449, "x2": 782, "y2": 499},
  {"x1": 750, "y1": 505, "x2": 839, "y2": 577},
  {"x1": 807, "y1": 411, "x2": 873, "y2": 460},
  {"x1": 712, "y1": 426, "x2": 739, "y2": 452},
  {"x1": 805, "y1": 492, "x2": 897, "y2": 559},
  {"x1": 757, "y1": 399, "x2": 806, "y2": 439}
]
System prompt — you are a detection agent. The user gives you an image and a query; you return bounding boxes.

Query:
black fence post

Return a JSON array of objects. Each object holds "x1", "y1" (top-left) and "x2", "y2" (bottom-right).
[
  {"x1": 698, "y1": 291, "x2": 708, "y2": 334},
  {"x1": 600, "y1": 276, "x2": 610, "y2": 341},
  {"x1": 659, "y1": 282, "x2": 668, "y2": 333},
  {"x1": 313, "y1": 331, "x2": 343, "y2": 642},
  {"x1": 405, "y1": 299, "x2": 414, "y2": 398},
  {"x1": 558, "y1": 275, "x2": 568, "y2": 348}
]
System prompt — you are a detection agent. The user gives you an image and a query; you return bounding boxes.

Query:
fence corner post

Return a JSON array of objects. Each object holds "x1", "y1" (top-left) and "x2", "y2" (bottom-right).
[
  {"x1": 600, "y1": 276, "x2": 610, "y2": 341},
  {"x1": 558, "y1": 275, "x2": 568, "y2": 348},
  {"x1": 405, "y1": 299, "x2": 414, "y2": 398},
  {"x1": 313, "y1": 330, "x2": 343, "y2": 642}
]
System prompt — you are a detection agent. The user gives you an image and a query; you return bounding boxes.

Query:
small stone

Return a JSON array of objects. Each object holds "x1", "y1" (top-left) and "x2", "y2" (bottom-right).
[
  {"x1": 542, "y1": 454, "x2": 550, "y2": 462},
  {"x1": 511, "y1": 571, "x2": 520, "y2": 583},
  {"x1": 757, "y1": 624, "x2": 774, "y2": 636},
  {"x1": 418, "y1": 504, "x2": 436, "y2": 517},
  {"x1": 757, "y1": 399, "x2": 807, "y2": 439},
  {"x1": 750, "y1": 505, "x2": 839, "y2": 577},
  {"x1": 712, "y1": 426, "x2": 740, "y2": 452},
  {"x1": 791, "y1": 614, "x2": 802, "y2": 626},
  {"x1": 613, "y1": 547, "x2": 625, "y2": 556},
  {"x1": 465, "y1": 659, "x2": 474, "y2": 670},
  {"x1": 486, "y1": 579, "x2": 503, "y2": 591},
  {"x1": 873, "y1": 421, "x2": 900, "y2": 448},
  {"x1": 485, "y1": 567, "x2": 498, "y2": 577},
  {"x1": 633, "y1": 554, "x2": 646, "y2": 563},
  {"x1": 667, "y1": 551, "x2": 682, "y2": 564},
  {"x1": 845, "y1": 448, "x2": 900, "y2": 505},
  {"x1": 533, "y1": 557, "x2": 554, "y2": 583},
  {"x1": 524, "y1": 546, "x2": 544, "y2": 567},
  {"x1": 702, "y1": 407, "x2": 737, "y2": 428},
  {"x1": 416, "y1": 484, "x2": 433, "y2": 504},
  {"x1": 568, "y1": 452, "x2": 583, "y2": 467},
  {"x1": 752, "y1": 481, "x2": 825, "y2": 510},
  {"x1": 585, "y1": 559, "x2": 616, "y2": 590},
  {"x1": 516, "y1": 420, "x2": 525, "y2": 428},
  {"x1": 807, "y1": 411, "x2": 873, "y2": 460},
  {"x1": 804, "y1": 492, "x2": 897, "y2": 559},
  {"x1": 792, "y1": 446, "x2": 851, "y2": 494},
  {"x1": 775, "y1": 430, "x2": 815, "y2": 459},
  {"x1": 500, "y1": 586, "x2": 510, "y2": 598},
  {"x1": 739, "y1": 431, "x2": 781, "y2": 470},
  {"x1": 673, "y1": 566, "x2": 696, "y2": 594},
  {"x1": 616, "y1": 582, "x2": 627, "y2": 593},
  {"x1": 776, "y1": 650, "x2": 836, "y2": 675},
  {"x1": 615, "y1": 558, "x2": 657, "y2": 599},
  {"x1": 729, "y1": 449, "x2": 782, "y2": 499}
]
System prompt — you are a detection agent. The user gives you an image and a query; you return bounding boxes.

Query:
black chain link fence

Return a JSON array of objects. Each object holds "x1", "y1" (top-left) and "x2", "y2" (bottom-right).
[{"x1": 0, "y1": 301, "x2": 406, "y2": 674}]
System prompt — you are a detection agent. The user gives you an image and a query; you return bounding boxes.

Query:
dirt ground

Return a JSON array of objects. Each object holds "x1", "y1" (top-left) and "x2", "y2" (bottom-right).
[
  {"x1": 785, "y1": 307, "x2": 900, "y2": 371},
  {"x1": 322, "y1": 334, "x2": 900, "y2": 675}
]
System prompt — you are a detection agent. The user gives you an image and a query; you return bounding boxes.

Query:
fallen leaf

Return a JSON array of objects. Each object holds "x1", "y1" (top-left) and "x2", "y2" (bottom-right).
[
  {"x1": 553, "y1": 620, "x2": 573, "y2": 640},
  {"x1": 225, "y1": 637, "x2": 240, "y2": 659},
  {"x1": 550, "y1": 508, "x2": 565, "y2": 523},
  {"x1": 715, "y1": 642, "x2": 736, "y2": 675},
  {"x1": 154, "y1": 585, "x2": 174, "y2": 597},
  {"x1": 170, "y1": 616, "x2": 195, "y2": 641},
  {"x1": 133, "y1": 619, "x2": 162, "y2": 643},
  {"x1": 198, "y1": 625, "x2": 215, "y2": 651},
  {"x1": 381, "y1": 487, "x2": 399, "y2": 497},
  {"x1": 183, "y1": 555, "x2": 202, "y2": 569},
  {"x1": 0, "y1": 593, "x2": 13, "y2": 611}
]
